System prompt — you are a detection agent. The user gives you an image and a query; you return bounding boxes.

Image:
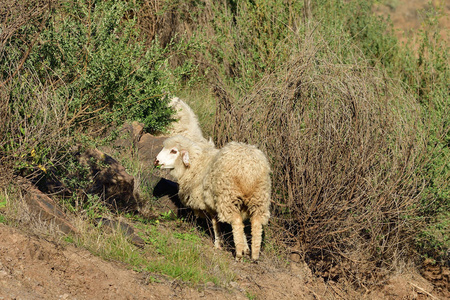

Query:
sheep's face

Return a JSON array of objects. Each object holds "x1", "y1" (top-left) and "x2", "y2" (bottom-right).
[{"x1": 154, "y1": 146, "x2": 190, "y2": 170}]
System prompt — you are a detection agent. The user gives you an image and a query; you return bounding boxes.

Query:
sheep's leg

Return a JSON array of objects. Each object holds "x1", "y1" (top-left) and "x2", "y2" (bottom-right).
[
  {"x1": 231, "y1": 214, "x2": 246, "y2": 261},
  {"x1": 250, "y1": 217, "x2": 263, "y2": 261},
  {"x1": 243, "y1": 236, "x2": 250, "y2": 256},
  {"x1": 211, "y1": 215, "x2": 222, "y2": 250}
]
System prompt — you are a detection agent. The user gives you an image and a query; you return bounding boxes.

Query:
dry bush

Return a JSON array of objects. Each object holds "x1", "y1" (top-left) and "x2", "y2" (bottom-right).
[
  {"x1": 136, "y1": 0, "x2": 213, "y2": 63},
  {"x1": 0, "y1": 77, "x2": 73, "y2": 180},
  {"x1": 0, "y1": 0, "x2": 57, "y2": 175},
  {"x1": 0, "y1": 0, "x2": 53, "y2": 85},
  {"x1": 213, "y1": 35, "x2": 425, "y2": 285},
  {"x1": 136, "y1": 0, "x2": 218, "y2": 43}
]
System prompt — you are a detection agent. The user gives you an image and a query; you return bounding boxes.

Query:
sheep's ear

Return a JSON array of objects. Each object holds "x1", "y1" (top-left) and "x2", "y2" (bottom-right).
[{"x1": 181, "y1": 150, "x2": 190, "y2": 167}]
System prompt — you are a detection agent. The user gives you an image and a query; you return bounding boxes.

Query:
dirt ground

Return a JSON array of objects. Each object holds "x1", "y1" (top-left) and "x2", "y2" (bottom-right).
[
  {"x1": 0, "y1": 222, "x2": 329, "y2": 300},
  {"x1": 1, "y1": 223, "x2": 447, "y2": 300},
  {"x1": 373, "y1": 0, "x2": 450, "y2": 44}
]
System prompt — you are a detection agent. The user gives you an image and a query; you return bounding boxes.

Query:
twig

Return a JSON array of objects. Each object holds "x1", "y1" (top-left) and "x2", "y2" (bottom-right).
[
  {"x1": 408, "y1": 282, "x2": 439, "y2": 300},
  {"x1": 328, "y1": 282, "x2": 346, "y2": 299},
  {"x1": 0, "y1": 4, "x2": 49, "y2": 88}
]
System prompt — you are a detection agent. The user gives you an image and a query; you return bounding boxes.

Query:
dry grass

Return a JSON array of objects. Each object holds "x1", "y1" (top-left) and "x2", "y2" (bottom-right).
[
  {"x1": 0, "y1": 0, "x2": 66, "y2": 182},
  {"x1": 0, "y1": 73, "x2": 73, "y2": 185}
]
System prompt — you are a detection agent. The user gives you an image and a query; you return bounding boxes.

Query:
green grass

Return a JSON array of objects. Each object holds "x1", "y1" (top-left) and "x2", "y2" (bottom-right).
[{"x1": 0, "y1": 198, "x2": 6, "y2": 224}]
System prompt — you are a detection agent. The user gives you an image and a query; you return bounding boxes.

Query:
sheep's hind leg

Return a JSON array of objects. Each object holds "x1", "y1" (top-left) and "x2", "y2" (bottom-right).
[
  {"x1": 243, "y1": 231, "x2": 250, "y2": 256},
  {"x1": 243, "y1": 239, "x2": 250, "y2": 256},
  {"x1": 250, "y1": 217, "x2": 263, "y2": 261},
  {"x1": 231, "y1": 214, "x2": 246, "y2": 261}
]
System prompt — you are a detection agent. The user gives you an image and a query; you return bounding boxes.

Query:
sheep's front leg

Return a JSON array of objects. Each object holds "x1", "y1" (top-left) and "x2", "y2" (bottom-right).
[
  {"x1": 211, "y1": 215, "x2": 222, "y2": 250},
  {"x1": 231, "y1": 214, "x2": 246, "y2": 261}
]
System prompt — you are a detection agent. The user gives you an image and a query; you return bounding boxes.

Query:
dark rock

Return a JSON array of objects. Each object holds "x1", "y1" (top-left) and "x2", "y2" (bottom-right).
[
  {"x1": 137, "y1": 133, "x2": 175, "y2": 190},
  {"x1": 22, "y1": 184, "x2": 77, "y2": 235},
  {"x1": 80, "y1": 148, "x2": 136, "y2": 211},
  {"x1": 114, "y1": 121, "x2": 144, "y2": 150},
  {"x1": 137, "y1": 133, "x2": 166, "y2": 167}
]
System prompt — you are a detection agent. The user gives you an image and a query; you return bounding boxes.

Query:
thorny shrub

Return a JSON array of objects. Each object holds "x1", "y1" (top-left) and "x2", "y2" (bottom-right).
[{"x1": 213, "y1": 33, "x2": 425, "y2": 285}]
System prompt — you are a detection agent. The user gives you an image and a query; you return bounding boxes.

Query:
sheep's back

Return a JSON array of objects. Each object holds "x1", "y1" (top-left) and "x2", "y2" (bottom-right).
[
  {"x1": 169, "y1": 97, "x2": 206, "y2": 143},
  {"x1": 206, "y1": 142, "x2": 271, "y2": 207}
]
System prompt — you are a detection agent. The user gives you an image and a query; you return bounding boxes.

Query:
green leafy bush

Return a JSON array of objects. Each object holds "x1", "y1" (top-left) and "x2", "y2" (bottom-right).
[
  {"x1": 1, "y1": 0, "x2": 177, "y2": 134},
  {"x1": 0, "y1": 0, "x2": 185, "y2": 186},
  {"x1": 0, "y1": 0, "x2": 189, "y2": 225},
  {"x1": 42, "y1": 0, "x2": 177, "y2": 132}
]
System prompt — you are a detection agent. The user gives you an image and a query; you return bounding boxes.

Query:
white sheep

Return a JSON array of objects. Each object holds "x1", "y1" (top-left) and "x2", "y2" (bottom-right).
[
  {"x1": 154, "y1": 135, "x2": 271, "y2": 261},
  {"x1": 168, "y1": 97, "x2": 209, "y2": 144}
]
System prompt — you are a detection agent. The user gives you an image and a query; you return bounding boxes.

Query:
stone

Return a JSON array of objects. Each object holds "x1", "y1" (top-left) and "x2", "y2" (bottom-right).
[
  {"x1": 80, "y1": 148, "x2": 136, "y2": 211},
  {"x1": 22, "y1": 184, "x2": 77, "y2": 235},
  {"x1": 113, "y1": 121, "x2": 144, "y2": 150}
]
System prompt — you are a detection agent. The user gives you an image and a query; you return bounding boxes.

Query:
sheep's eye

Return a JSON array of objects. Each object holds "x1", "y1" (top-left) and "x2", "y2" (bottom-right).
[{"x1": 170, "y1": 149, "x2": 178, "y2": 154}]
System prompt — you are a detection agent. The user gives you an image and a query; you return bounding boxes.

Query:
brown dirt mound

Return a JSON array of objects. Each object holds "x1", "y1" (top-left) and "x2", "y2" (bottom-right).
[{"x1": 0, "y1": 223, "x2": 245, "y2": 300}]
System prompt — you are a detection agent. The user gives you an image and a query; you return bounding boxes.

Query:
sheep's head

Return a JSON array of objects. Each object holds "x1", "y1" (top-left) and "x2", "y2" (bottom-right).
[
  {"x1": 154, "y1": 146, "x2": 190, "y2": 169},
  {"x1": 154, "y1": 135, "x2": 196, "y2": 179}
]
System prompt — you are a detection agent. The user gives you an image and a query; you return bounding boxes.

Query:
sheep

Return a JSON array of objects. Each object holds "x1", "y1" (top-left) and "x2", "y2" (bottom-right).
[
  {"x1": 154, "y1": 135, "x2": 271, "y2": 261},
  {"x1": 167, "y1": 97, "x2": 209, "y2": 144}
]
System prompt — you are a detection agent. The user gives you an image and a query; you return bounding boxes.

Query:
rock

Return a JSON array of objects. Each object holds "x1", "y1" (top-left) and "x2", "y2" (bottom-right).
[
  {"x1": 289, "y1": 252, "x2": 301, "y2": 263},
  {"x1": 79, "y1": 148, "x2": 136, "y2": 211},
  {"x1": 137, "y1": 133, "x2": 166, "y2": 168},
  {"x1": 136, "y1": 133, "x2": 170, "y2": 190},
  {"x1": 113, "y1": 121, "x2": 144, "y2": 150},
  {"x1": 22, "y1": 184, "x2": 77, "y2": 235}
]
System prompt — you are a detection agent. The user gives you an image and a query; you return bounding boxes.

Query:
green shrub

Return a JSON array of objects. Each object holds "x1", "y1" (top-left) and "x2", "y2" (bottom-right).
[
  {"x1": 43, "y1": 0, "x2": 176, "y2": 132},
  {"x1": 1, "y1": 0, "x2": 178, "y2": 134},
  {"x1": 0, "y1": 0, "x2": 191, "y2": 221},
  {"x1": 386, "y1": 3, "x2": 449, "y2": 262},
  {"x1": 0, "y1": 0, "x2": 189, "y2": 189}
]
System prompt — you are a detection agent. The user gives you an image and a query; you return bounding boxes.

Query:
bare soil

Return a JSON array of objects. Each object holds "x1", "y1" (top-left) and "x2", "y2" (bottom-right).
[
  {"x1": 1, "y1": 222, "x2": 446, "y2": 300},
  {"x1": 374, "y1": 0, "x2": 450, "y2": 44},
  {"x1": 0, "y1": 222, "x2": 321, "y2": 300}
]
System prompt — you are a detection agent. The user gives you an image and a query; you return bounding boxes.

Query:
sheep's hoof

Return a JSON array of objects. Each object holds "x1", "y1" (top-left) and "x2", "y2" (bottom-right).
[
  {"x1": 250, "y1": 258, "x2": 259, "y2": 264},
  {"x1": 235, "y1": 249, "x2": 246, "y2": 262}
]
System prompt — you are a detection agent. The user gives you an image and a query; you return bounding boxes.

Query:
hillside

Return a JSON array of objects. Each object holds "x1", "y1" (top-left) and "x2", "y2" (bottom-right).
[{"x1": 0, "y1": 0, "x2": 449, "y2": 299}]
